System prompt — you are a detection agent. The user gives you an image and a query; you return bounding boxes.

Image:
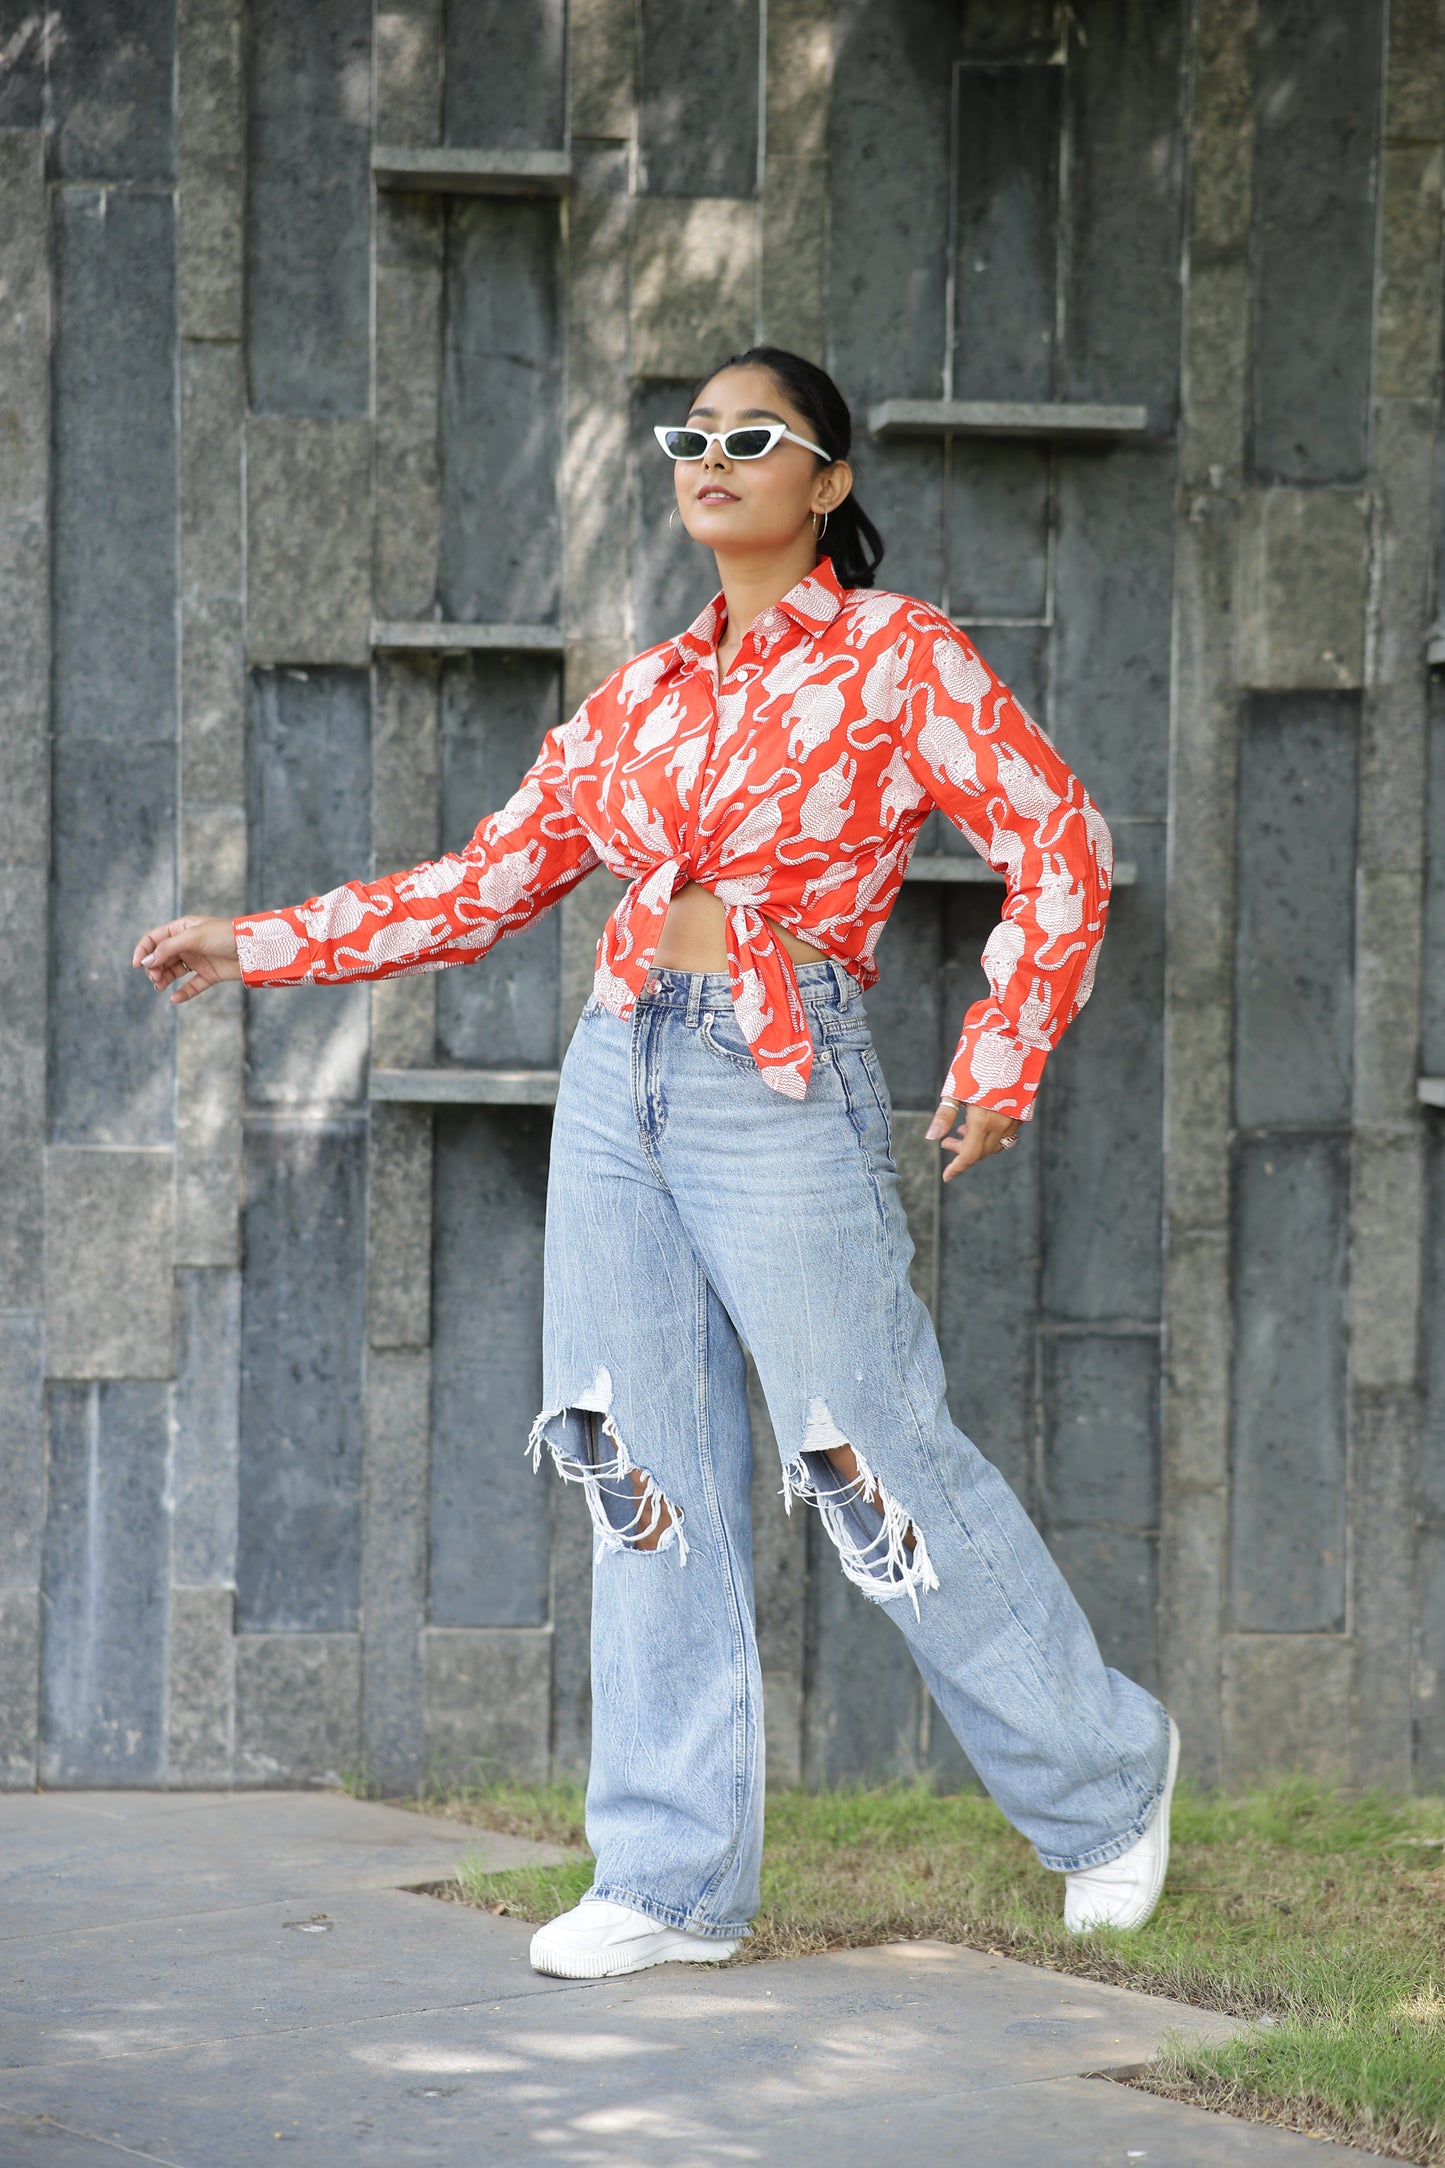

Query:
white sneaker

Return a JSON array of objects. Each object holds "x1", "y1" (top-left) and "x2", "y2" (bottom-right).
[
  {"x1": 529, "y1": 1896, "x2": 742, "y2": 1980},
  {"x1": 1063, "y1": 1715, "x2": 1181, "y2": 1933}
]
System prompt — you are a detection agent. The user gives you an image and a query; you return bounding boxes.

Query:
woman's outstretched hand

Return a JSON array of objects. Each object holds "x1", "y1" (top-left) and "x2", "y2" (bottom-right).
[
  {"x1": 133, "y1": 915, "x2": 242, "y2": 1004},
  {"x1": 926, "y1": 1098, "x2": 1023, "y2": 1181}
]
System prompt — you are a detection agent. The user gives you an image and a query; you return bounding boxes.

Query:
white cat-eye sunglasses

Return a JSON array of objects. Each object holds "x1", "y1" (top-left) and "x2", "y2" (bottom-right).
[{"x1": 653, "y1": 421, "x2": 833, "y2": 462}]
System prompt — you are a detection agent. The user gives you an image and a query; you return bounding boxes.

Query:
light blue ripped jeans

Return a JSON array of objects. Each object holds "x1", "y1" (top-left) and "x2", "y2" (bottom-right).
[{"x1": 528, "y1": 960, "x2": 1173, "y2": 1940}]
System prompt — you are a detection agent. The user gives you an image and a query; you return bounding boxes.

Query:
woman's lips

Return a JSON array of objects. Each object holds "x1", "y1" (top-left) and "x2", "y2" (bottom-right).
[{"x1": 697, "y1": 488, "x2": 737, "y2": 502}]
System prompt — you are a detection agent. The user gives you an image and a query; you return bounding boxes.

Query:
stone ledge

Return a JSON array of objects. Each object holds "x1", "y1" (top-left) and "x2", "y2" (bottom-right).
[
  {"x1": 370, "y1": 619, "x2": 566, "y2": 654},
  {"x1": 372, "y1": 145, "x2": 571, "y2": 195},
  {"x1": 869, "y1": 399, "x2": 1151, "y2": 441}
]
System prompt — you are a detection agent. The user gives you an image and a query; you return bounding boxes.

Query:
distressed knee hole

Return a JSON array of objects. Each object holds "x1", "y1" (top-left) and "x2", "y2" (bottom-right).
[
  {"x1": 781, "y1": 1397, "x2": 939, "y2": 1618},
  {"x1": 527, "y1": 1367, "x2": 689, "y2": 1566}
]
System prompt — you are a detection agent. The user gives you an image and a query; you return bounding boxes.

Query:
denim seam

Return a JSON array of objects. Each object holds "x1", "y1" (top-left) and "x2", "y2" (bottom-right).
[
  {"x1": 687, "y1": 1255, "x2": 753, "y2": 1918},
  {"x1": 1032, "y1": 1705, "x2": 1175, "y2": 1871}
]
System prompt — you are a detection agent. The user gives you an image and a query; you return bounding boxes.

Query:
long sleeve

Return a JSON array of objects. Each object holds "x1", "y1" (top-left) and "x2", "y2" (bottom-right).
[
  {"x1": 900, "y1": 623, "x2": 1113, "y2": 1120},
  {"x1": 234, "y1": 710, "x2": 602, "y2": 988}
]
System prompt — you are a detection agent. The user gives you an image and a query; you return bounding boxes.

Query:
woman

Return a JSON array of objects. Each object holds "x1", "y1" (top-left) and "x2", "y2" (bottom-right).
[{"x1": 136, "y1": 345, "x2": 1178, "y2": 1980}]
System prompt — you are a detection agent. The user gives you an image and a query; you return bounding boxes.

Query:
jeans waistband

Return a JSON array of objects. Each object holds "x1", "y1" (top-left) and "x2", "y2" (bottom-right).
[{"x1": 636, "y1": 957, "x2": 859, "y2": 1018}]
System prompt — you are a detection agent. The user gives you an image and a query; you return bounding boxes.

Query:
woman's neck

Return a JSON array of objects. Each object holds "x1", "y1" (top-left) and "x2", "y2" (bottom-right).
[{"x1": 713, "y1": 544, "x2": 820, "y2": 663}]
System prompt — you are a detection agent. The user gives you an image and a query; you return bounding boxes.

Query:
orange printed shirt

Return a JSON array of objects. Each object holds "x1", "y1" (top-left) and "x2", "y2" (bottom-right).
[{"x1": 234, "y1": 554, "x2": 1113, "y2": 1117}]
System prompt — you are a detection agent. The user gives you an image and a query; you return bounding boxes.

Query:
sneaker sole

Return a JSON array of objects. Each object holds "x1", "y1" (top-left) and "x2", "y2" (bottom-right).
[{"x1": 529, "y1": 1931, "x2": 741, "y2": 1981}]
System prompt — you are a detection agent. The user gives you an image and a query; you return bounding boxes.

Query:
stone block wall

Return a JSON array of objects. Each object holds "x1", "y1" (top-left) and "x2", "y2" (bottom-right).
[{"x1": 0, "y1": 0, "x2": 1440, "y2": 1796}]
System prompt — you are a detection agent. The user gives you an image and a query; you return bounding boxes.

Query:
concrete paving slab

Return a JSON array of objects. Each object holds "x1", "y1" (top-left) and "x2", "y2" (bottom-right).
[
  {"x1": 0, "y1": 1790, "x2": 562, "y2": 1937},
  {"x1": 0, "y1": 1794, "x2": 1371, "y2": 2165}
]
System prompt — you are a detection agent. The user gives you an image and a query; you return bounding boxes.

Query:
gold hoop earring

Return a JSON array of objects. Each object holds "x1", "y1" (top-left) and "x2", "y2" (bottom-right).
[{"x1": 812, "y1": 509, "x2": 829, "y2": 539}]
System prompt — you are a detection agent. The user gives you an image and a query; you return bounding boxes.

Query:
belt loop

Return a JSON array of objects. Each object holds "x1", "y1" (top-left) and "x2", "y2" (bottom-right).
[
  {"x1": 829, "y1": 958, "x2": 852, "y2": 1007},
  {"x1": 685, "y1": 970, "x2": 704, "y2": 1025}
]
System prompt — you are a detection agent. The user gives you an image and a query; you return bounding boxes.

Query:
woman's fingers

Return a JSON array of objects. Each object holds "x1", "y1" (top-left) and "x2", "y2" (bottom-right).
[
  {"x1": 934, "y1": 1102, "x2": 1022, "y2": 1181},
  {"x1": 132, "y1": 915, "x2": 241, "y2": 1002}
]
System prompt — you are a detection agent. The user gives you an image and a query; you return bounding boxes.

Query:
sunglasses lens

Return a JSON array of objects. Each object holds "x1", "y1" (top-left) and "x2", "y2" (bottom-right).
[
  {"x1": 661, "y1": 428, "x2": 708, "y2": 458},
  {"x1": 723, "y1": 428, "x2": 776, "y2": 458}
]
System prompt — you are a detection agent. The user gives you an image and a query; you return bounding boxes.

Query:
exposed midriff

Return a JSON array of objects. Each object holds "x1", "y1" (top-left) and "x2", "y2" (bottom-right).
[{"x1": 650, "y1": 879, "x2": 830, "y2": 972}]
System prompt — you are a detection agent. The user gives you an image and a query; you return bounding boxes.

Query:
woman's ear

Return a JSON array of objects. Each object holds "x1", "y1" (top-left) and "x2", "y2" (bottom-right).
[{"x1": 818, "y1": 460, "x2": 853, "y2": 513}]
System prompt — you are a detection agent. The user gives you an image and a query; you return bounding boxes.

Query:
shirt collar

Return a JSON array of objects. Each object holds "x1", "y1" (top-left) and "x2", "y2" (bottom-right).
[{"x1": 670, "y1": 553, "x2": 847, "y2": 674}]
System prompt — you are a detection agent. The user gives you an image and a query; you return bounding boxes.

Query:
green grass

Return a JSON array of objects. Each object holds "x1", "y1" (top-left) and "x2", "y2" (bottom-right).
[{"x1": 417, "y1": 1771, "x2": 1445, "y2": 2163}]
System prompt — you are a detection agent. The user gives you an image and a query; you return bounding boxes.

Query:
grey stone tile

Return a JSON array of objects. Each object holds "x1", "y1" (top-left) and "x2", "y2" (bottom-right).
[
  {"x1": 829, "y1": 0, "x2": 954, "y2": 405},
  {"x1": 0, "y1": 1314, "x2": 44, "y2": 1587},
  {"x1": 952, "y1": 64, "x2": 1060, "y2": 404},
  {"x1": 0, "y1": 9, "x2": 44, "y2": 124},
  {"x1": 234, "y1": 1631, "x2": 362, "y2": 1785},
  {"x1": 1040, "y1": 822, "x2": 1165, "y2": 1325},
  {"x1": 443, "y1": 0, "x2": 565, "y2": 149},
  {"x1": 1424, "y1": 1125, "x2": 1445, "y2": 1531},
  {"x1": 0, "y1": 1586, "x2": 39, "y2": 1789},
  {"x1": 244, "y1": 667, "x2": 371, "y2": 1113},
  {"x1": 1162, "y1": 1228, "x2": 1231, "y2": 1491},
  {"x1": 372, "y1": 657, "x2": 440, "y2": 876},
  {"x1": 1221, "y1": 1631, "x2": 1353, "y2": 1787},
  {"x1": 1229, "y1": 1133, "x2": 1350, "y2": 1634},
  {"x1": 1375, "y1": 146, "x2": 1444, "y2": 399},
  {"x1": 175, "y1": 985, "x2": 243, "y2": 1266},
  {"x1": 637, "y1": 0, "x2": 757, "y2": 195},
  {"x1": 365, "y1": 1106, "x2": 432, "y2": 1351},
  {"x1": 181, "y1": 802, "x2": 246, "y2": 921},
  {"x1": 237, "y1": 1119, "x2": 367, "y2": 1633},
  {"x1": 1385, "y1": 0, "x2": 1445, "y2": 140},
  {"x1": 570, "y1": 0, "x2": 635, "y2": 139},
  {"x1": 946, "y1": 441, "x2": 1050, "y2": 621},
  {"x1": 748, "y1": 1353, "x2": 806, "y2": 1791},
  {"x1": 631, "y1": 196, "x2": 757, "y2": 381},
  {"x1": 1250, "y1": 0, "x2": 1383, "y2": 483},
  {"x1": 370, "y1": 977, "x2": 438, "y2": 1071},
  {"x1": 1159, "y1": 1482, "x2": 1226, "y2": 1787},
  {"x1": 1042, "y1": 1332, "x2": 1160, "y2": 1532},
  {"x1": 436, "y1": 657, "x2": 563, "y2": 1069},
  {"x1": 1049, "y1": 1526, "x2": 1159, "y2": 1697},
  {"x1": 803, "y1": 1512, "x2": 926, "y2": 1786},
  {"x1": 1053, "y1": 444, "x2": 1176, "y2": 818},
  {"x1": 51, "y1": 188, "x2": 176, "y2": 750},
  {"x1": 1234, "y1": 693, "x2": 1359, "y2": 1129},
  {"x1": 1349, "y1": 1131, "x2": 1424, "y2": 1392},
  {"x1": 48, "y1": 738, "x2": 176, "y2": 1147},
  {"x1": 563, "y1": 148, "x2": 631, "y2": 646},
  {"x1": 244, "y1": 0, "x2": 372, "y2": 417},
  {"x1": 957, "y1": 0, "x2": 1066, "y2": 60},
  {"x1": 374, "y1": 248, "x2": 443, "y2": 621},
  {"x1": 423, "y1": 1625, "x2": 552, "y2": 1785},
  {"x1": 630, "y1": 377, "x2": 735, "y2": 651},
  {"x1": 1417, "y1": 1525, "x2": 1445, "y2": 1788},
  {"x1": 428, "y1": 1109, "x2": 550, "y2": 1629},
  {"x1": 0, "y1": 872, "x2": 44, "y2": 1309},
  {"x1": 761, "y1": 153, "x2": 828, "y2": 361},
  {"x1": 178, "y1": 0, "x2": 245, "y2": 340},
  {"x1": 48, "y1": 0, "x2": 176, "y2": 183},
  {"x1": 246, "y1": 419, "x2": 372, "y2": 665},
  {"x1": 892, "y1": 1112, "x2": 940, "y2": 1318},
  {"x1": 0, "y1": 129, "x2": 48, "y2": 873},
  {"x1": 373, "y1": 0, "x2": 442, "y2": 142},
  {"x1": 172, "y1": 1267, "x2": 241, "y2": 1587},
  {"x1": 547, "y1": 1470, "x2": 593, "y2": 1783},
  {"x1": 1060, "y1": 0, "x2": 1186, "y2": 427},
  {"x1": 439, "y1": 196, "x2": 563, "y2": 623},
  {"x1": 361, "y1": 1349, "x2": 430, "y2": 1793},
  {"x1": 181, "y1": 594, "x2": 246, "y2": 811},
  {"x1": 1237, "y1": 488, "x2": 1370, "y2": 689},
  {"x1": 40, "y1": 1382, "x2": 170, "y2": 1785},
  {"x1": 1425, "y1": 689, "x2": 1445, "y2": 1077},
  {"x1": 180, "y1": 338, "x2": 244, "y2": 605},
  {"x1": 167, "y1": 1585, "x2": 236, "y2": 1787},
  {"x1": 937, "y1": 1076, "x2": 1040, "y2": 1512},
  {"x1": 1347, "y1": 1386, "x2": 1415, "y2": 1788},
  {"x1": 43, "y1": 1148, "x2": 175, "y2": 1383},
  {"x1": 862, "y1": 885, "x2": 942, "y2": 1110}
]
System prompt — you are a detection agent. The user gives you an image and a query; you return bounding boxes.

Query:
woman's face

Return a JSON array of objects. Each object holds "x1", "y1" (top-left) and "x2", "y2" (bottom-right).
[{"x1": 671, "y1": 364, "x2": 852, "y2": 555}]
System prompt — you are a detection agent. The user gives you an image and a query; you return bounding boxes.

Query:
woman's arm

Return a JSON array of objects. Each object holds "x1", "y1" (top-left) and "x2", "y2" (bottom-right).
[
  {"x1": 135, "y1": 709, "x2": 601, "y2": 1004},
  {"x1": 901, "y1": 622, "x2": 1112, "y2": 1142}
]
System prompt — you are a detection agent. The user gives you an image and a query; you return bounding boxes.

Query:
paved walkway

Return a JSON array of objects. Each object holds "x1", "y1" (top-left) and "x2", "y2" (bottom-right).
[{"x1": 1, "y1": 1791, "x2": 1366, "y2": 2165}]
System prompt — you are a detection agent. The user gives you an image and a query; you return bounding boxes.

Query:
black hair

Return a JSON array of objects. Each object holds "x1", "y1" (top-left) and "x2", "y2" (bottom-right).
[{"x1": 687, "y1": 344, "x2": 886, "y2": 590}]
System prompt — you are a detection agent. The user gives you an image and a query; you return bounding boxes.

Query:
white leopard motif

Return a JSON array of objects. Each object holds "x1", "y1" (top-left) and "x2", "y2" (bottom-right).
[{"x1": 798, "y1": 754, "x2": 857, "y2": 841}]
